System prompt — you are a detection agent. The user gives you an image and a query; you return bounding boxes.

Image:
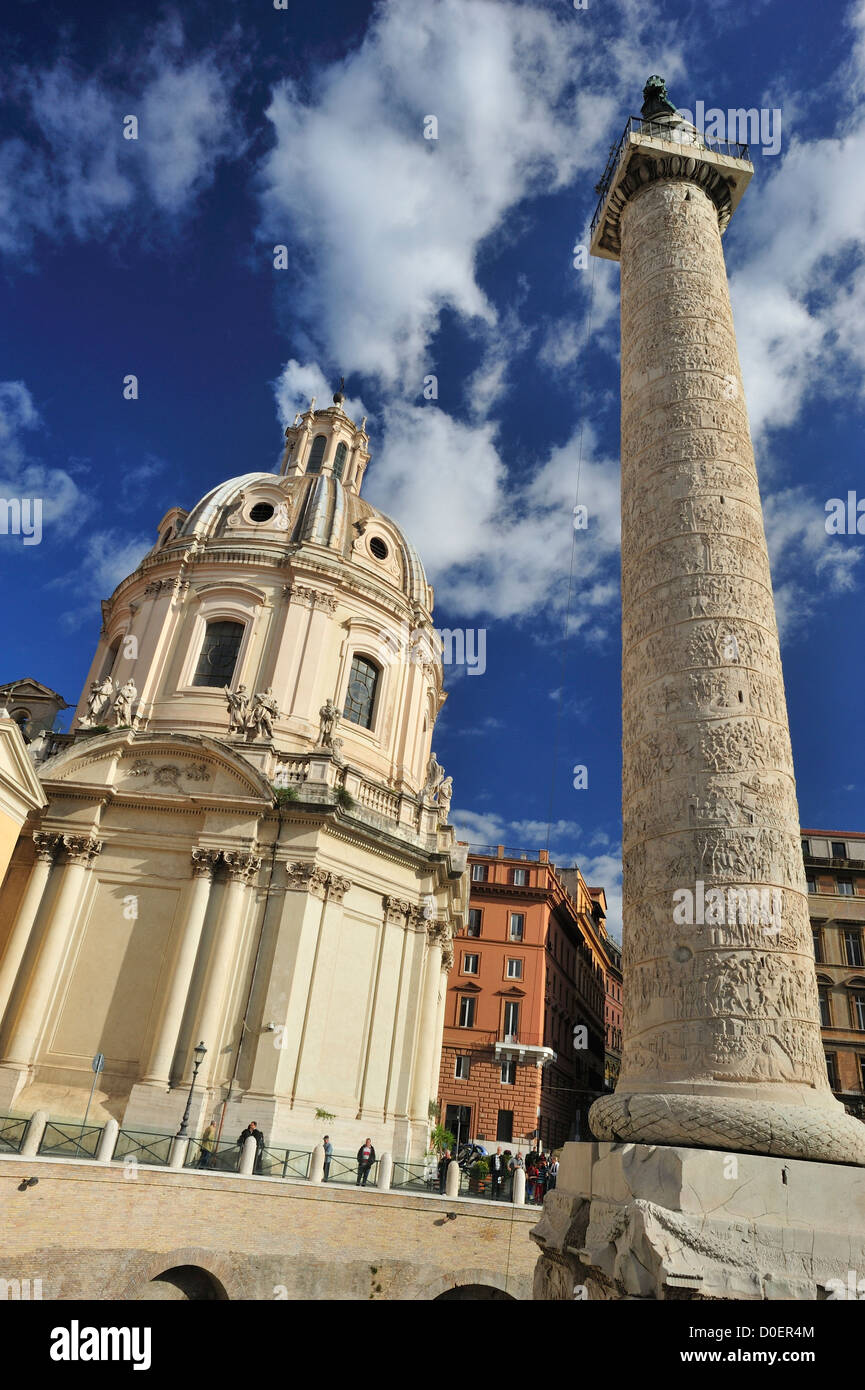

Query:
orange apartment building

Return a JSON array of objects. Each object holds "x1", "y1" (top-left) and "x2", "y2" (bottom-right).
[
  {"x1": 804, "y1": 828, "x2": 865, "y2": 1120},
  {"x1": 601, "y1": 935, "x2": 623, "y2": 1089},
  {"x1": 437, "y1": 848, "x2": 610, "y2": 1153}
]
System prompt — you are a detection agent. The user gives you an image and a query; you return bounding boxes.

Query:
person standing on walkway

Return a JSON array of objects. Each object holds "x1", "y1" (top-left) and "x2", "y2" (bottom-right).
[
  {"x1": 548, "y1": 1154, "x2": 559, "y2": 1191},
  {"x1": 237, "y1": 1121, "x2": 265, "y2": 1174},
  {"x1": 322, "y1": 1135, "x2": 333, "y2": 1182},
  {"x1": 489, "y1": 1146, "x2": 505, "y2": 1200},
  {"x1": 356, "y1": 1137, "x2": 376, "y2": 1186},
  {"x1": 437, "y1": 1148, "x2": 452, "y2": 1195},
  {"x1": 198, "y1": 1120, "x2": 217, "y2": 1169}
]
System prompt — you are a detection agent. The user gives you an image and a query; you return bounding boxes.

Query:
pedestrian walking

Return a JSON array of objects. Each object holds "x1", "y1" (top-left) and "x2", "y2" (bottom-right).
[
  {"x1": 525, "y1": 1158, "x2": 538, "y2": 1204},
  {"x1": 489, "y1": 1146, "x2": 505, "y2": 1200},
  {"x1": 356, "y1": 1137, "x2": 376, "y2": 1185},
  {"x1": 322, "y1": 1134, "x2": 333, "y2": 1182},
  {"x1": 237, "y1": 1120, "x2": 265, "y2": 1174},
  {"x1": 536, "y1": 1152, "x2": 548, "y2": 1202},
  {"x1": 437, "y1": 1148, "x2": 452, "y2": 1194},
  {"x1": 198, "y1": 1120, "x2": 217, "y2": 1169}
]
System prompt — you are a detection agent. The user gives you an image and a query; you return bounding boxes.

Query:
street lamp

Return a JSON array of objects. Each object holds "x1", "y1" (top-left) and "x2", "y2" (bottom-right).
[{"x1": 175, "y1": 1041, "x2": 207, "y2": 1141}]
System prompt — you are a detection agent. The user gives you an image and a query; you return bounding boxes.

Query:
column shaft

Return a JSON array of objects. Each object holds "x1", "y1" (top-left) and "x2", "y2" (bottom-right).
[
  {"x1": 0, "y1": 838, "x2": 57, "y2": 1026},
  {"x1": 3, "y1": 837, "x2": 101, "y2": 1067},
  {"x1": 141, "y1": 851, "x2": 218, "y2": 1084}
]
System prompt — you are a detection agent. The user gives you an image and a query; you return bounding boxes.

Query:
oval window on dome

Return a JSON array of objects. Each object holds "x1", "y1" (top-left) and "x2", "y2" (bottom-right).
[
  {"x1": 308, "y1": 435, "x2": 327, "y2": 473},
  {"x1": 369, "y1": 536, "x2": 388, "y2": 561},
  {"x1": 249, "y1": 502, "x2": 275, "y2": 523}
]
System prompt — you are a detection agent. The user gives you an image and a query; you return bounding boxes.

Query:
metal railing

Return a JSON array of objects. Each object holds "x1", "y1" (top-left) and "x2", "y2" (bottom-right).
[
  {"x1": 391, "y1": 1159, "x2": 437, "y2": 1193},
  {"x1": 590, "y1": 115, "x2": 751, "y2": 240},
  {"x1": 0, "y1": 1116, "x2": 27, "y2": 1154},
  {"x1": 114, "y1": 1129, "x2": 173, "y2": 1168},
  {"x1": 38, "y1": 1121, "x2": 101, "y2": 1159},
  {"x1": 323, "y1": 1153, "x2": 378, "y2": 1186}
]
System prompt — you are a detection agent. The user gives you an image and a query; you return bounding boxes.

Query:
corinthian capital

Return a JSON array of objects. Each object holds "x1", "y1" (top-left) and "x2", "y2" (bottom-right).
[
  {"x1": 191, "y1": 848, "x2": 221, "y2": 879},
  {"x1": 62, "y1": 834, "x2": 103, "y2": 866},
  {"x1": 32, "y1": 831, "x2": 61, "y2": 864},
  {"x1": 222, "y1": 850, "x2": 262, "y2": 883},
  {"x1": 426, "y1": 920, "x2": 449, "y2": 946},
  {"x1": 383, "y1": 896, "x2": 411, "y2": 924},
  {"x1": 327, "y1": 874, "x2": 352, "y2": 903}
]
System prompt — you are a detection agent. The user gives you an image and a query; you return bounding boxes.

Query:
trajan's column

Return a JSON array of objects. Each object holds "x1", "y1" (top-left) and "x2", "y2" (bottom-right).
[{"x1": 588, "y1": 78, "x2": 865, "y2": 1166}]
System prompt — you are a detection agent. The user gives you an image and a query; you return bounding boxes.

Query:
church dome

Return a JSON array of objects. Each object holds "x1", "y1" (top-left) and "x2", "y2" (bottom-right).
[
  {"x1": 70, "y1": 396, "x2": 443, "y2": 798},
  {"x1": 175, "y1": 469, "x2": 430, "y2": 607}
]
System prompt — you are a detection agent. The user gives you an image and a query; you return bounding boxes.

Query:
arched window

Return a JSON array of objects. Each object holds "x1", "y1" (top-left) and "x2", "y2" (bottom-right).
[
  {"x1": 342, "y1": 654, "x2": 379, "y2": 729},
  {"x1": 192, "y1": 620, "x2": 244, "y2": 688},
  {"x1": 333, "y1": 441, "x2": 347, "y2": 481},
  {"x1": 159, "y1": 527, "x2": 174, "y2": 549},
  {"x1": 307, "y1": 434, "x2": 327, "y2": 473},
  {"x1": 817, "y1": 982, "x2": 832, "y2": 1028},
  {"x1": 100, "y1": 636, "x2": 122, "y2": 682}
]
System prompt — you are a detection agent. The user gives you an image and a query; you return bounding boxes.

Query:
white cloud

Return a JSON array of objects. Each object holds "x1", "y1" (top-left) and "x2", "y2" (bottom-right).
[
  {"x1": 365, "y1": 404, "x2": 620, "y2": 622},
  {"x1": 0, "y1": 380, "x2": 88, "y2": 525},
  {"x1": 730, "y1": 2, "x2": 865, "y2": 440},
  {"x1": 763, "y1": 485, "x2": 864, "y2": 637},
  {"x1": 257, "y1": 0, "x2": 673, "y2": 392},
  {"x1": 0, "y1": 24, "x2": 244, "y2": 259}
]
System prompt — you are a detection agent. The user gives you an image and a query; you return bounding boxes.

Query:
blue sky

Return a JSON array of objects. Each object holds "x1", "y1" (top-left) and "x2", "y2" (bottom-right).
[{"x1": 3, "y1": 0, "x2": 865, "y2": 938}]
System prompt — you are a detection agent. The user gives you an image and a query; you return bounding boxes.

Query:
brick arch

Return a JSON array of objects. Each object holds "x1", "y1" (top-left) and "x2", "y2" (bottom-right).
[
  {"x1": 117, "y1": 1247, "x2": 243, "y2": 1301},
  {"x1": 415, "y1": 1268, "x2": 518, "y2": 1301}
]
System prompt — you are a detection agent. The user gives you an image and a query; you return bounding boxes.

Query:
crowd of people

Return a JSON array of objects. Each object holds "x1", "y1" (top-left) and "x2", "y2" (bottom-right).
[
  {"x1": 435, "y1": 1144, "x2": 559, "y2": 1201},
  {"x1": 198, "y1": 1122, "x2": 559, "y2": 1203}
]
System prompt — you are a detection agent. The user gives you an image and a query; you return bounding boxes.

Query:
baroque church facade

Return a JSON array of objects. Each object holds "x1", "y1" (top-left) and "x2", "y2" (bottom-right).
[{"x1": 0, "y1": 391, "x2": 467, "y2": 1158}]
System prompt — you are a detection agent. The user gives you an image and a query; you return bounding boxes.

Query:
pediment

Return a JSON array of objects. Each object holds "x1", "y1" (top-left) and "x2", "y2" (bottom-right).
[{"x1": 40, "y1": 732, "x2": 273, "y2": 804}]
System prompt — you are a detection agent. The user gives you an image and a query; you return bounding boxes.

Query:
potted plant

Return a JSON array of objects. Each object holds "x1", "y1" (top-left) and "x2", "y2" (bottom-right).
[{"x1": 468, "y1": 1156, "x2": 490, "y2": 1194}]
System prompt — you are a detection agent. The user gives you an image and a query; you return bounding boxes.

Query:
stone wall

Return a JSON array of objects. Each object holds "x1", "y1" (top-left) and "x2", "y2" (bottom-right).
[{"x1": 0, "y1": 1157, "x2": 536, "y2": 1300}]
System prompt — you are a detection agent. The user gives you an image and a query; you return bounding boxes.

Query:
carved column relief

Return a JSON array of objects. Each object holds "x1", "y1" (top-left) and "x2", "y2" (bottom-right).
[{"x1": 589, "y1": 175, "x2": 865, "y2": 1164}]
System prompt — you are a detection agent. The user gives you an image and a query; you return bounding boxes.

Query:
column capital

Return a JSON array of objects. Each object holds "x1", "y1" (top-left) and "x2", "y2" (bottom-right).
[
  {"x1": 327, "y1": 874, "x2": 352, "y2": 903},
  {"x1": 32, "y1": 831, "x2": 62, "y2": 864},
  {"x1": 190, "y1": 848, "x2": 221, "y2": 879},
  {"x1": 221, "y1": 850, "x2": 262, "y2": 883},
  {"x1": 383, "y1": 896, "x2": 411, "y2": 924},
  {"x1": 426, "y1": 920, "x2": 449, "y2": 946},
  {"x1": 285, "y1": 862, "x2": 351, "y2": 900},
  {"x1": 441, "y1": 942, "x2": 454, "y2": 972},
  {"x1": 62, "y1": 834, "x2": 103, "y2": 866}
]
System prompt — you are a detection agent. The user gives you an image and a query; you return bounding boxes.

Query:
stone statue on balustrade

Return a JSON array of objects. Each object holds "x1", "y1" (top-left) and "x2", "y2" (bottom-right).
[
  {"x1": 78, "y1": 675, "x2": 115, "y2": 728},
  {"x1": 247, "y1": 688, "x2": 279, "y2": 741},
  {"x1": 436, "y1": 774, "x2": 453, "y2": 825},
  {"x1": 113, "y1": 679, "x2": 137, "y2": 728},
  {"x1": 317, "y1": 699, "x2": 340, "y2": 749},
  {"x1": 224, "y1": 684, "x2": 250, "y2": 734},
  {"x1": 423, "y1": 751, "x2": 444, "y2": 800}
]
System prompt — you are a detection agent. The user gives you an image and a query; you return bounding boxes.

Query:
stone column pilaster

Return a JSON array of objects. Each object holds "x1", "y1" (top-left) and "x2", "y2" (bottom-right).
[
  {"x1": 409, "y1": 919, "x2": 446, "y2": 1120},
  {"x1": 193, "y1": 850, "x2": 261, "y2": 1084},
  {"x1": 2, "y1": 835, "x2": 102, "y2": 1067},
  {"x1": 141, "y1": 848, "x2": 220, "y2": 1084},
  {"x1": 0, "y1": 833, "x2": 61, "y2": 1026}
]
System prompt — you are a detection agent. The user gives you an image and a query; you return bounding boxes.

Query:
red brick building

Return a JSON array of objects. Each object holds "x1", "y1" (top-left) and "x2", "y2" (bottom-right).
[
  {"x1": 437, "y1": 848, "x2": 609, "y2": 1153},
  {"x1": 804, "y1": 828, "x2": 865, "y2": 1119}
]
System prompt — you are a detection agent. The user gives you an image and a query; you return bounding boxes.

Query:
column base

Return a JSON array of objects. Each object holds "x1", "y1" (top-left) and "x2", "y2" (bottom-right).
[
  {"x1": 590, "y1": 1091, "x2": 865, "y2": 1166},
  {"x1": 0, "y1": 1063, "x2": 32, "y2": 1113},
  {"x1": 532, "y1": 1140, "x2": 865, "y2": 1300},
  {"x1": 123, "y1": 1081, "x2": 212, "y2": 1137}
]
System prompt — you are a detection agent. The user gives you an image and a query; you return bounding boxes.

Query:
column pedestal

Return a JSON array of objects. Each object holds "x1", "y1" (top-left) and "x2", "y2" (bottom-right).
[{"x1": 531, "y1": 1140, "x2": 865, "y2": 1300}]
